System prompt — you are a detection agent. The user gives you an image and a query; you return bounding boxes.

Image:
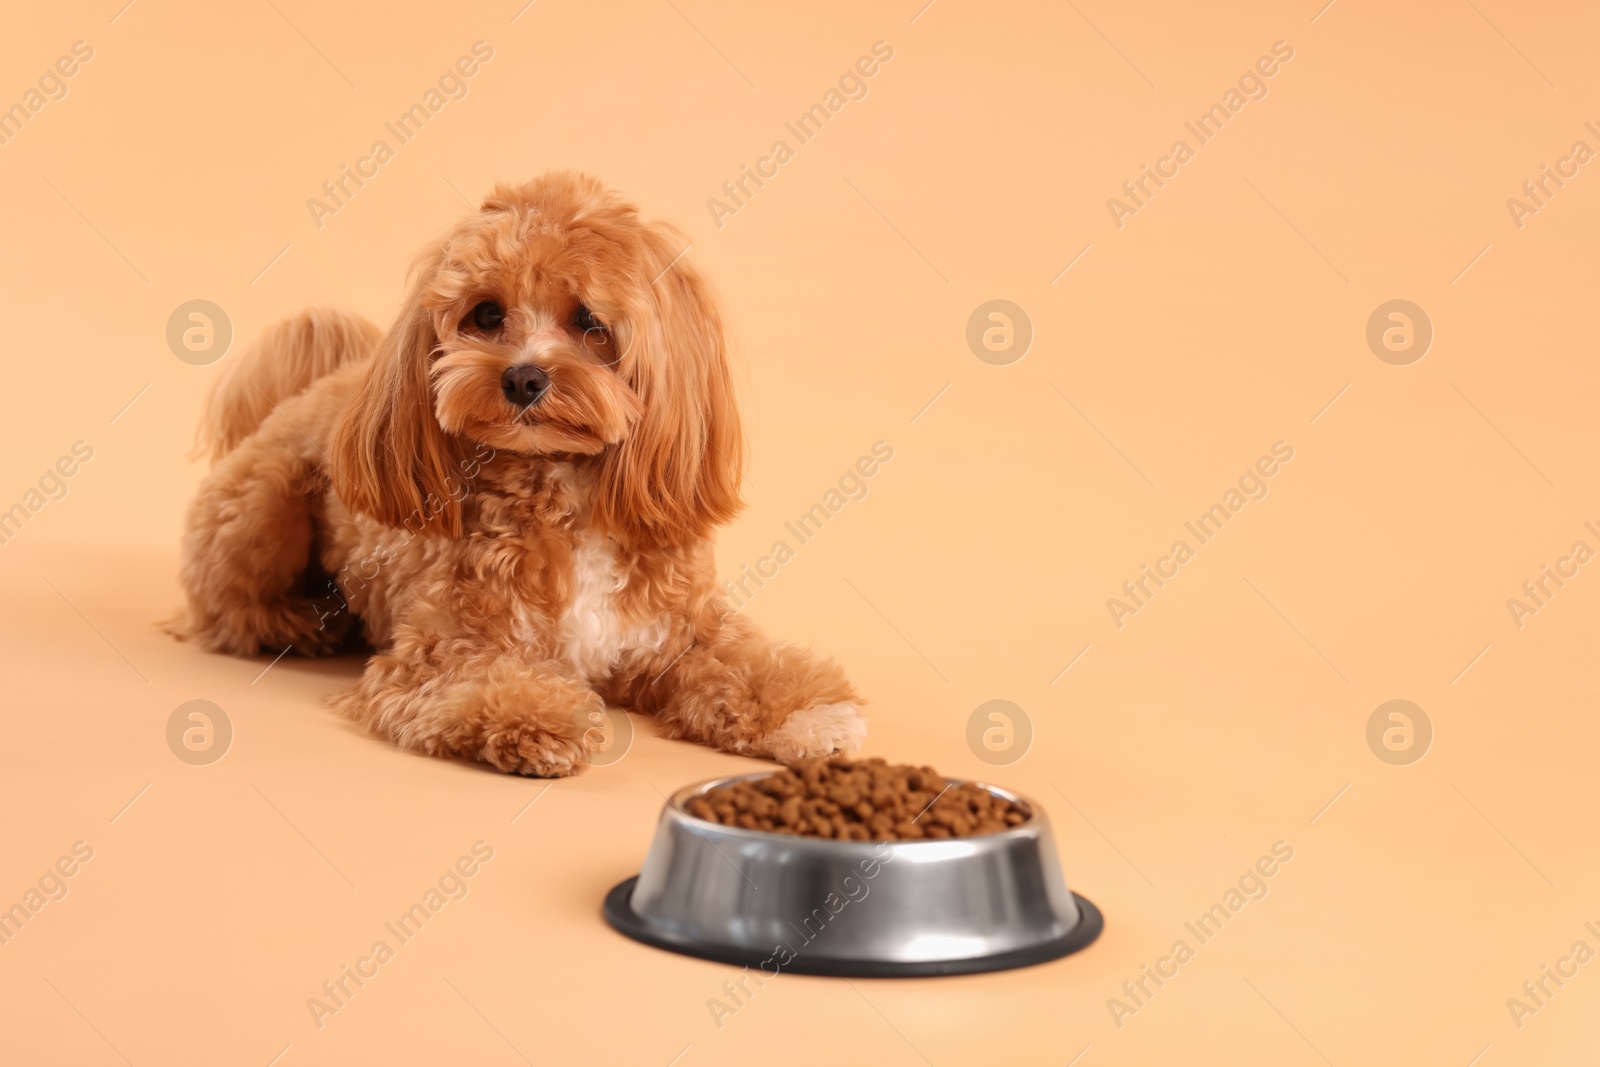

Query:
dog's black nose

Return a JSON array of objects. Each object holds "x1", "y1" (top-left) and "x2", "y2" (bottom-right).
[{"x1": 501, "y1": 364, "x2": 550, "y2": 408}]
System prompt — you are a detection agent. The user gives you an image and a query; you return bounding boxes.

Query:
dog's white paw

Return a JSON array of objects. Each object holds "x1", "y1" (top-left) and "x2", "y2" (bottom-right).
[{"x1": 763, "y1": 702, "x2": 867, "y2": 761}]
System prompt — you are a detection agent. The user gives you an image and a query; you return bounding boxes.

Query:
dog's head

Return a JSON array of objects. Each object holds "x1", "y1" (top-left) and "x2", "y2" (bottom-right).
[{"x1": 331, "y1": 172, "x2": 743, "y2": 542}]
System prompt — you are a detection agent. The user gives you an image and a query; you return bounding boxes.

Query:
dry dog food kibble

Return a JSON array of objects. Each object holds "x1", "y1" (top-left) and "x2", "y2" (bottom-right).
[{"x1": 684, "y1": 758, "x2": 1029, "y2": 840}]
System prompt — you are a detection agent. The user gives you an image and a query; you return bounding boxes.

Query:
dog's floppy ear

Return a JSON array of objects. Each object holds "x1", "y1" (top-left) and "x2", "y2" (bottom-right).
[
  {"x1": 330, "y1": 246, "x2": 465, "y2": 537},
  {"x1": 596, "y1": 224, "x2": 744, "y2": 544}
]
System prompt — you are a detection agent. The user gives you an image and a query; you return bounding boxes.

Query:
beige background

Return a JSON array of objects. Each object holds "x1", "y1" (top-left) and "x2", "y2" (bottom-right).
[{"x1": 3, "y1": 0, "x2": 1598, "y2": 1063}]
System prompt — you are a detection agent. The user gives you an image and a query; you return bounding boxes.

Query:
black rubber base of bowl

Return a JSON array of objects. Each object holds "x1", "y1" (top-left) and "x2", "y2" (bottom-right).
[{"x1": 603, "y1": 876, "x2": 1103, "y2": 977}]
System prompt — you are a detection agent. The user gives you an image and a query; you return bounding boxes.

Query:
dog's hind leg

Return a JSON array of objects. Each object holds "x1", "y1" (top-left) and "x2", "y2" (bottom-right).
[
  {"x1": 172, "y1": 308, "x2": 374, "y2": 657},
  {"x1": 171, "y1": 405, "x2": 353, "y2": 656}
]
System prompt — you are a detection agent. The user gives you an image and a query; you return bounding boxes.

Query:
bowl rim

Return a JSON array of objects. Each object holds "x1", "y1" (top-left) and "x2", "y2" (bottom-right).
[{"x1": 665, "y1": 770, "x2": 1043, "y2": 845}]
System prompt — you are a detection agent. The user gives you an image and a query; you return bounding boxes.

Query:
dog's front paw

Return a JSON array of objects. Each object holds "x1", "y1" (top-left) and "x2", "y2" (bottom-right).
[
  {"x1": 761, "y1": 702, "x2": 867, "y2": 762},
  {"x1": 480, "y1": 722, "x2": 591, "y2": 777}
]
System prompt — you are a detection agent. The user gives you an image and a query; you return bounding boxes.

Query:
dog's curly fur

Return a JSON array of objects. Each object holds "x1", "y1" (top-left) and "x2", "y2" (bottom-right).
[{"x1": 171, "y1": 172, "x2": 865, "y2": 776}]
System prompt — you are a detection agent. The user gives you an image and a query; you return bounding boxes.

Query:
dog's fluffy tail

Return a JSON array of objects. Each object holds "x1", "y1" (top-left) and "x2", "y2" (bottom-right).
[{"x1": 196, "y1": 307, "x2": 381, "y2": 461}]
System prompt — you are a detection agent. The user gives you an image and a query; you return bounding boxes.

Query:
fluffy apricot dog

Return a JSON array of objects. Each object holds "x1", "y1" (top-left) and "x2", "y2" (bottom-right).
[{"x1": 172, "y1": 173, "x2": 865, "y2": 776}]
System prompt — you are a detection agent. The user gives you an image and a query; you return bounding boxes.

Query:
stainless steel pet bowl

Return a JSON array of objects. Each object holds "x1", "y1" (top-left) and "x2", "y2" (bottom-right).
[{"x1": 604, "y1": 773, "x2": 1101, "y2": 976}]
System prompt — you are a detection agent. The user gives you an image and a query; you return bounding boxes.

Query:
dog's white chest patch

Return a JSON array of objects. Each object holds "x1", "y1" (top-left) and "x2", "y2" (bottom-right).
[{"x1": 557, "y1": 532, "x2": 668, "y2": 683}]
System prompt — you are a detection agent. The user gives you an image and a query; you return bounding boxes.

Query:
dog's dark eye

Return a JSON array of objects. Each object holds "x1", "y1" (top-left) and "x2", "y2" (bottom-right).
[
  {"x1": 574, "y1": 304, "x2": 605, "y2": 333},
  {"x1": 470, "y1": 301, "x2": 504, "y2": 331}
]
